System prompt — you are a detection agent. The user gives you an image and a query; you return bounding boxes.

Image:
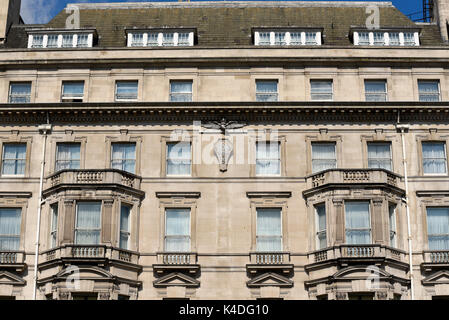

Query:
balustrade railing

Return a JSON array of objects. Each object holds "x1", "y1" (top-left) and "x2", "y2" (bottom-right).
[
  {"x1": 307, "y1": 169, "x2": 401, "y2": 189},
  {"x1": 250, "y1": 252, "x2": 290, "y2": 265},
  {"x1": 425, "y1": 251, "x2": 449, "y2": 264},
  {"x1": 158, "y1": 253, "x2": 197, "y2": 265}
]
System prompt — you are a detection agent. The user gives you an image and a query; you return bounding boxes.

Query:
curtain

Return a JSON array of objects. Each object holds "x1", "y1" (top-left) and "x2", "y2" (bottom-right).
[
  {"x1": 427, "y1": 208, "x2": 449, "y2": 250},
  {"x1": 63, "y1": 82, "x2": 84, "y2": 97},
  {"x1": 165, "y1": 209, "x2": 190, "y2": 252},
  {"x1": 120, "y1": 205, "x2": 130, "y2": 249},
  {"x1": 312, "y1": 143, "x2": 336, "y2": 173},
  {"x1": 316, "y1": 204, "x2": 327, "y2": 249},
  {"x1": 256, "y1": 142, "x2": 280, "y2": 175},
  {"x1": 75, "y1": 202, "x2": 101, "y2": 245},
  {"x1": 0, "y1": 208, "x2": 21, "y2": 251},
  {"x1": 368, "y1": 143, "x2": 392, "y2": 170},
  {"x1": 2, "y1": 144, "x2": 26, "y2": 175},
  {"x1": 56, "y1": 143, "x2": 80, "y2": 170},
  {"x1": 167, "y1": 142, "x2": 191, "y2": 175},
  {"x1": 423, "y1": 143, "x2": 447, "y2": 174},
  {"x1": 111, "y1": 143, "x2": 136, "y2": 174},
  {"x1": 345, "y1": 202, "x2": 371, "y2": 245},
  {"x1": 389, "y1": 205, "x2": 397, "y2": 247},
  {"x1": 257, "y1": 208, "x2": 282, "y2": 252}
]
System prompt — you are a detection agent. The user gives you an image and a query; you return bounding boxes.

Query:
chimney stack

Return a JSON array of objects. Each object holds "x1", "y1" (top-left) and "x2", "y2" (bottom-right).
[
  {"x1": 0, "y1": 0, "x2": 21, "y2": 42},
  {"x1": 433, "y1": 0, "x2": 449, "y2": 41}
]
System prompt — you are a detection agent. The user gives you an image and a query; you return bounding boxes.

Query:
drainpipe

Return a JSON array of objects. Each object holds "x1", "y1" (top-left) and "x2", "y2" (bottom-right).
[
  {"x1": 33, "y1": 123, "x2": 52, "y2": 300},
  {"x1": 396, "y1": 121, "x2": 414, "y2": 300}
]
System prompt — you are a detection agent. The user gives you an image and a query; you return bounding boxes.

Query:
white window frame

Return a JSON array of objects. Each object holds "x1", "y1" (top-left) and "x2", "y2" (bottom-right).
[
  {"x1": 74, "y1": 202, "x2": 102, "y2": 245},
  {"x1": 389, "y1": 204, "x2": 397, "y2": 248},
  {"x1": 255, "y1": 141, "x2": 281, "y2": 176},
  {"x1": 256, "y1": 208, "x2": 283, "y2": 253},
  {"x1": 255, "y1": 79, "x2": 278, "y2": 102},
  {"x1": 119, "y1": 204, "x2": 131, "y2": 250},
  {"x1": 28, "y1": 33, "x2": 94, "y2": 49},
  {"x1": 344, "y1": 201, "x2": 372, "y2": 245},
  {"x1": 164, "y1": 208, "x2": 191, "y2": 252},
  {"x1": 127, "y1": 31, "x2": 194, "y2": 47},
  {"x1": 254, "y1": 30, "x2": 321, "y2": 46},
  {"x1": 9, "y1": 82, "x2": 31, "y2": 104},
  {"x1": 115, "y1": 81, "x2": 139, "y2": 101},
  {"x1": 1, "y1": 143, "x2": 27, "y2": 177},
  {"x1": 364, "y1": 80, "x2": 388, "y2": 102},
  {"x1": 50, "y1": 203, "x2": 58, "y2": 249},
  {"x1": 61, "y1": 81, "x2": 85, "y2": 102},
  {"x1": 166, "y1": 142, "x2": 192, "y2": 177},
  {"x1": 315, "y1": 203, "x2": 327, "y2": 250},
  {"x1": 169, "y1": 80, "x2": 193, "y2": 102},
  {"x1": 422, "y1": 142, "x2": 448, "y2": 176},
  {"x1": 55, "y1": 142, "x2": 81, "y2": 172},
  {"x1": 310, "y1": 80, "x2": 333, "y2": 101},
  {"x1": 418, "y1": 80, "x2": 441, "y2": 102},
  {"x1": 367, "y1": 142, "x2": 392, "y2": 171},
  {"x1": 311, "y1": 142, "x2": 337, "y2": 174},
  {"x1": 353, "y1": 31, "x2": 419, "y2": 46}
]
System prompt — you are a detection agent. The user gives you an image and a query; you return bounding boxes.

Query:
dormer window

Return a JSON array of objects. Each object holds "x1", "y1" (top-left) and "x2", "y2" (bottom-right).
[
  {"x1": 254, "y1": 29, "x2": 322, "y2": 46},
  {"x1": 27, "y1": 31, "x2": 95, "y2": 49},
  {"x1": 126, "y1": 30, "x2": 195, "y2": 47},
  {"x1": 353, "y1": 30, "x2": 420, "y2": 46}
]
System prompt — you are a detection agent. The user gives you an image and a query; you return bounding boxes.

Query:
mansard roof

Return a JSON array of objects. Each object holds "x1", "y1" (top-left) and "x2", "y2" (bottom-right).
[{"x1": 3, "y1": 1, "x2": 446, "y2": 48}]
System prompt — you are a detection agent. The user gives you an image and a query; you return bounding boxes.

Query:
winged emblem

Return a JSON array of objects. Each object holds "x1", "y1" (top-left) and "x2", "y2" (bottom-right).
[{"x1": 201, "y1": 118, "x2": 246, "y2": 134}]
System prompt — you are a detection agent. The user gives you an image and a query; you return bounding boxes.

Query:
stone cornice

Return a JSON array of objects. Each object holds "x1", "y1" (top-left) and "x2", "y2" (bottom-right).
[
  {"x1": 1, "y1": 102, "x2": 448, "y2": 124},
  {"x1": 155, "y1": 192, "x2": 201, "y2": 199}
]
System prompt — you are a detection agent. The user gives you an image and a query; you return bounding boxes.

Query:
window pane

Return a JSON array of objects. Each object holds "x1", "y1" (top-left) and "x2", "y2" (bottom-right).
[
  {"x1": 373, "y1": 32, "x2": 385, "y2": 45},
  {"x1": 427, "y1": 208, "x2": 449, "y2": 250},
  {"x1": 0, "y1": 208, "x2": 21, "y2": 251},
  {"x1": 311, "y1": 80, "x2": 332, "y2": 100},
  {"x1": 131, "y1": 33, "x2": 144, "y2": 46},
  {"x1": 111, "y1": 143, "x2": 136, "y2": 174},
  {"x1": 75, "y1": 202, "x2": 101, "y2": 245},
  {"x1": 345, "y1": 202, "x2": 371, "y2": 245},
  {"x1": 62, "y1": 34, "x2": 73, "y2": 47},
  {"x1": 274, "y1": 32, "x2": 286, "y2": 45},
  {"x1": 290, "y1": 32, "x2": 302, "y2": 45},
  {"x1": 116, "y1": 81, "x2": 138, "y2": 100},
  {"x1": 120, "y1": 205, "x2": 130, "y2": 249},
  {"x1": 62, "y1": 82, "x2": 84, "y2": 98},
  {"x1": 423, "y1": 142, "x2": 447, "y2": 174},
  {"x1": 165, "y1": 209, "x2": 190, "y2": 252},
  {"x1": 316, "y1": 204, "x2": 326, "y2": 249},
  {"x1": 2, "y1": 144, "x2": 26, "y2": 175},
  {"x1": 167, "y1": 142, "x2": 191, "y2": 175},
  {"x1": 367, "y1": 143, "x2": 392, "y2": 170},
  {"x1": 256, "y1": 142, "x2": 280, "y2": 175},
  {"x1": 9, "y1": 83, "x2": 31, "y2": 103},
  {"x1": 76, "y1": 34, "x2": 89, "y2": 47},
  {"x1": 32, "y1": 35, "x2": 43, "y2": 48},
  {"x1": 389, "y1": 205, "x2": 396, "y2": 247},
  {"x1": 258, "y1": 32, "x2": 270, "y2": 45},
  {"x1": 56, "y1": 143, "x2": 80, "y2": 171},
  {"x1": 305, "y1": 32, "x2": 317, "y2": 44},
  {"x1": 419, "y1": 81, "x2": 440, "y2": 102},
  {"x1": 170, "y1": 81, "x2": 192, "y2": 102},
  {"x1": 147, "y1": 33, "x2": 158, "y2": 46},
  {"x1": 47, "y1": 35, "x2": 58, "y2": 48},
  {"x1": 312, "y1": 143, "x2": 336, "y2": 173},
  {"x1": 178, "y1": 33, "x2": 190, "y2": 46},
  {"x1": 358, "y1": 32, "x2": 370, "y2": 45},
  {"x1": 50, "y1": 204, "x2": 58, "y2": 248},
  {"x1": 389, "y1": 32, "x2": 400, "y2": 45},
  {"x1": 162, "y1": 33, "x2": 174, "y2": 46},
  {"x1": 257, "y1": 208, "x2": 282, "y2": 252}
]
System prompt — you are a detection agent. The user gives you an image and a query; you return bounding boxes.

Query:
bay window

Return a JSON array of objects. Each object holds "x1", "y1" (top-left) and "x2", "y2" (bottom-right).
[
  {"x1": 120, "y1": 205, "x2": 131, "y2": 250},
  {"x1": 315, "y1": 204, "x2": 327, "y2": 250}
]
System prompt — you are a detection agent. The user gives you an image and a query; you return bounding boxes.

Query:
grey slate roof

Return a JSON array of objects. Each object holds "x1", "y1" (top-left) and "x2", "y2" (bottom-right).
[{"x1": 2, "y1": 1, "x2": 447, "y2": 48}]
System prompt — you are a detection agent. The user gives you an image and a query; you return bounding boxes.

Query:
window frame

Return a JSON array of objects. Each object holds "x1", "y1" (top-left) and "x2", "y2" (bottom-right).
[
  {"x1": 344, "y1": 201, "x2": 372, "y2": 245},
  {"x1": 426, "y1": 207, "x2": 449, "y2": 251},
  {"x1": 169, "y1": 80, "x2": 193, "y2": 102},
  {"x1": 1, "y1": 143, "x2": 27, "y2": 177},
  {"x1": 255, "y1": 140, "x2": 281, "y2": 176},
  {"x1": 389, "y1": 204, "x2": 397, "y2": 248},
  {"x1": 74, "y1": 201, "x2": 102, "y2": 245},
  {"x1": 110, "y1": 142, "x2": 137, "y2": 174},
  {"x1": 367, "y1": 141, "x2": 393, "y2": 171},
  {"x1": 315, "y1": 203, "x2": 327, "y2": 250},
  {"x1": 50, "y1": 203, "x2": 58, "y2": 249},
  {"x1": 0, "y1": 207, "x2": 22, "y2": 251},
  {"x1": 8, "y1": 82, "x2": 32, "y2": 104},
  {"x1": 310, "y1": 79, "x2": 333, "y2": 101},
  {"x1": 353, "y1": 30, "x2": 419, "y2": 46},
  {"x1": 255, "y1": 207, "x2": 283, "y2": 253},
  {"x1": 164, "y1": 208, "x2": 191, "y2": 253},
  {"x1": 55, "y1": 142, "x2": 81, "y2": 172},
  {"x1": 421, "y1": 141, "x2": 448, "y2": 176},
  {"x1": 255, "y1": 79, "x2": 279, "y2": 102},
  {"x1": 418, "y1": 80, "x2": 441, "y2": 102},
  {"x1": 119, "y1": 204, "x2": 132, "y2": 250},
  {"x1": 115, "y1": 80, "x2": 139, "y2": 101},
  {"x1": 166, "y1": 141, "x2": 192, "y2": 177},
  {"x1": 127, "y1": 31, "x2": 194, "y2": 47},
  {"x1": 61, "y1": 81, "x2": 85, "y2": 102},
  {"x1": 364, "y1": 79, "x2": 388, "y2": 102},
  {"x1": 311, "y1": 142, "x2": 337, "y2": 174},
  {"x1": 254, "y1": 30, "x2": 322, "y2": 46}
]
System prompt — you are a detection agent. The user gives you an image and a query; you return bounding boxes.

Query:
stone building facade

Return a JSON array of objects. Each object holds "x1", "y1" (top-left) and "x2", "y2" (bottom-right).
[{"x1": 0, "y1": 0, "x2": 448, "y2": 300}]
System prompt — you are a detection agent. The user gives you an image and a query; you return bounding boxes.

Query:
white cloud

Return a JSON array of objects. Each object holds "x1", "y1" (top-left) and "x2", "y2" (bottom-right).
[{"x1": 20, "y1": 0, "x2": 60, "y2": 24}]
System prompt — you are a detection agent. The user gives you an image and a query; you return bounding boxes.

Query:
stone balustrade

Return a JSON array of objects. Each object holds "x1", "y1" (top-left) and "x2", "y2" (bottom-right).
[
  {"x1": 423, "y1": 251, "x2": 449, "y2": 264},
  {"x1": 42, "y1": 245, "x2": 139, "y2": 265},
  {"x1": 308, "y1": 245, "x2": 406, "y2": 264},
  {"x1": 47, "y1": 169, "x2": 141, "y2": 190},
  {"x1": 0, "y1": 251, "x2": 25, "y2": 265},
  {"x1": 250, "y1": 252, "x2": 290, "y2": 265},
  {"x1": 157, "y1": 252, "x2": 198, "y2": 265},
  {"x1": 307, "y1": 169, "x2": 401, "y2": 189}
]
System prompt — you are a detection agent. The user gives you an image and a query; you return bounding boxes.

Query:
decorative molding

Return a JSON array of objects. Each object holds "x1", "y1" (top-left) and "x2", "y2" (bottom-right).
[
  {"x1": 0, "y1": 192, "x2": 32, "y2": 198},
  {"x1": 416, "y1": 191, "x2": 449, "y2": 197},
  {"x1": 246, "y1": 192, "x2": 292, "y2": 199},
  {"x1": 156, "y1": 192, "x2": 201, "y2": 199}
]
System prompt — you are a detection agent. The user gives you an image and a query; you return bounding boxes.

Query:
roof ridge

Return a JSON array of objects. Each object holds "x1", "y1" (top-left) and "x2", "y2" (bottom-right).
[{"x1": 67, "y1": 1, "x2": 394, "y2": 10}]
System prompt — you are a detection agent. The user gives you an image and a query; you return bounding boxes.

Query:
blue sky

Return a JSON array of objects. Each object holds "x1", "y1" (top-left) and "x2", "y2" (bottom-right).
[{"x1": 20, "y1": 0, "x2": 423, "y2": 25}]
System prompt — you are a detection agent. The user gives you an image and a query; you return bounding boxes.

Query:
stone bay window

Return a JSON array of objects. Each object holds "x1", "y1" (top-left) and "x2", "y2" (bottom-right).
[{"x1": 37, "y1": 169, "x2": 144, "y2": 300}]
